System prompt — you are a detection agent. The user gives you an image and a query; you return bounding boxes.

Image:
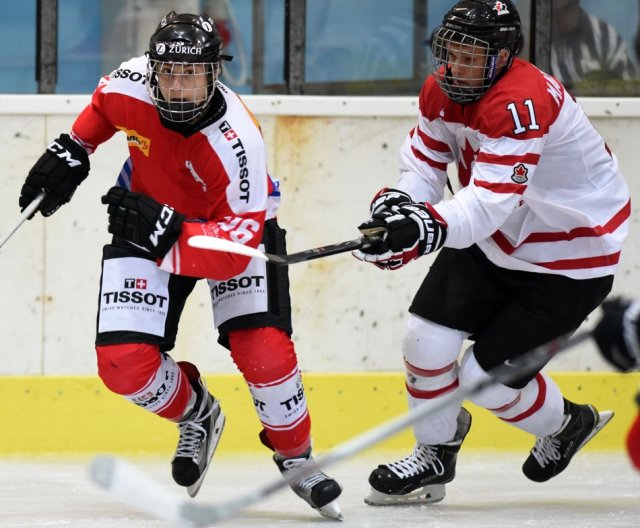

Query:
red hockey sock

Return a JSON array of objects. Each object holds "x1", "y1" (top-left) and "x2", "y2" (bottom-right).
[{"x1": 229, "y1": 327, "x2": 311, "y2": 457}]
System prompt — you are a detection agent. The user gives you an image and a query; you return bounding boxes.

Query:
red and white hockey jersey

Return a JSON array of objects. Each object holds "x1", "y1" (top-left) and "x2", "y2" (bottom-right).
[
  {"x1": 72, "y1": 55, "x2": 278, "y2": 281},
  {"x1": 398, "y1": 58, "x2": 630, "y2": 279}
]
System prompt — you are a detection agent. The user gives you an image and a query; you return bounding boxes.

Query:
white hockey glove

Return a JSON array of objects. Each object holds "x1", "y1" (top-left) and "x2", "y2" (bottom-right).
[
  {"x1": 369, "y1": 187, "x2": 413, "y2": 215},
  {"x1": 353, "y1": 203, "x2": 447, "y2": 270}
]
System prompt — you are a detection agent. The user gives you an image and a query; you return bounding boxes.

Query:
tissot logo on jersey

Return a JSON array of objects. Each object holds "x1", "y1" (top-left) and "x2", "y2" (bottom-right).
[{"x1": 220, "y1": 120, "x2": 251, "y2": 202}]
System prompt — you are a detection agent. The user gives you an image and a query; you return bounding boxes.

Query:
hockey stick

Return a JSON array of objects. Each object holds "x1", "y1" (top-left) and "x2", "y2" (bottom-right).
[
  {"x1": 0, "y1": 192, "x2": 45, "y2": 250},
  {"x1": 188, "y1": 227, "x2": 385, "y2": 266},
  {"x1": 89, "y1": 330, "x2": 591, "y2": 526}
]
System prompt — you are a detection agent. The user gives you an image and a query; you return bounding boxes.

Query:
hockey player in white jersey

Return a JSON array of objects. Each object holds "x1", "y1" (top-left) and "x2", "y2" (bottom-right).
[{"x1": 354, "y1": 0, "x2": 629, "y2": 505}]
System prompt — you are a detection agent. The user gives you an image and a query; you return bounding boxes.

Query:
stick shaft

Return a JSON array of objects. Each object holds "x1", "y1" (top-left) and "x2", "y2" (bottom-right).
[
  {"x1": 265, "y1": 235, "x2": 378, "y2": 265},
  {"x1": 0, "y1": 193, "x2": 44, "y2": 249}
]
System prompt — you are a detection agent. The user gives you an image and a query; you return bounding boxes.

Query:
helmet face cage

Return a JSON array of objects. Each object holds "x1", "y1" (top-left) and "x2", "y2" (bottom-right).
[
  {"x1": 431, "y1": 27, "x2": 498, "y2": 104},
  {"x1": 147, "y1": 58, "x2": 220, "y2": 123},
  {"x1": 146, "y1": 11, "x2": 227, "y2": 124}
]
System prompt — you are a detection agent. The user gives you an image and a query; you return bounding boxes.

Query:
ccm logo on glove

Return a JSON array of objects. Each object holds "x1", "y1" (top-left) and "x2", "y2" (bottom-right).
[
  {"x1": 101, "y1": 186, "x2": 185, "y2": 260},
  {"x1": 19, "y1": 133, "x2": 90, "y2": 217}
]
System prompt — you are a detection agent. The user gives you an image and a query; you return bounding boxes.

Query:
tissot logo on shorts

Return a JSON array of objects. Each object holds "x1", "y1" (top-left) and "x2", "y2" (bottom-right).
[
  {"x1": 211, "y1": 275, "x2": 265, "y2": 297},
  {"x1": 102, "y1": 290, "x2": 168, "y2": 308},
  {"x1": 124, "y1": 278, "x2": 147, "y2": 289}
]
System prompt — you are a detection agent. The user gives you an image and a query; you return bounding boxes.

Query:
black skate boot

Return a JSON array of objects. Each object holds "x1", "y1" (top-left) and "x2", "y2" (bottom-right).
[
  {"x1": 365, "y1": 407, "x2": 472, "y2": 506},
  {"x1": 273, "y1": 448, "x2": 343, "y2": 520},
  {"x1": 522, "y1": 398, "x2": 613, "y2": 482},
  {"x1": 171, "y1": 367, "x2": 225, "y2": 498}
]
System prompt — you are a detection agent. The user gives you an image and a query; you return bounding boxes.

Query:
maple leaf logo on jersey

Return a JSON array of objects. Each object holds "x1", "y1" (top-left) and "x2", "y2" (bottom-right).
[
  {"x1": 493, "y1": 1, "x2": 510, "y2": 15},
  {"x1": 511, "y1": 163, "x2": 528, "y2": 184},
  {"x1": 458, "y1": 140, "x2": 479, "y2": 188}
]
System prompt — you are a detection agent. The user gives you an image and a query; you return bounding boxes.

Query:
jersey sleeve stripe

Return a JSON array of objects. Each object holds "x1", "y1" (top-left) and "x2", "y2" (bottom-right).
[
  {"x1": 411, "y1": 145, "x2": 448, "y2": 171},
  {"x1": 474, "y1": 179, "x2": 527, "y2": 195},
  {"x1": 476, "y1": 152, "x2": 541, "y2": 166},
  {"x1": 415, "y1": 127, "x2": 451, "y2": 153}
]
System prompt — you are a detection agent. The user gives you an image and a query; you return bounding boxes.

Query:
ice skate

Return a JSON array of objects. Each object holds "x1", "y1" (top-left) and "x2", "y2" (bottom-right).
[
  {"x1": 522, "y1": 398, "x2": 614, "y2": 482},
  {"x1": 171, "y1": 376, "x2": 226, "y2": 498},
  {"x1": 365, "y1": 407, "x2": 471, "y2": 506},
  {"x1": 274, "y1": 448, "x2": 343, "y2": 520}
]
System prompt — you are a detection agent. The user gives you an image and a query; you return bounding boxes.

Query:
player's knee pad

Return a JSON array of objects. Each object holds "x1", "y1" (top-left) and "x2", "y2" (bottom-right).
[
  {"x1": 96, "y1": 343, "x2": 192, "y2": 421},
  {"x1": 229, "y1": 327, "x2": 310, "y2": 457},
  {"x1": 402, "y1": 315, "x2": 465, "y2": 398}
]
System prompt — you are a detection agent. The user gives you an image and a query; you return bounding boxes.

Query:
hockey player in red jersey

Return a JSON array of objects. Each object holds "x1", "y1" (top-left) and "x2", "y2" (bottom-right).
[
  {"x1": 354, "y1": 0, "x2": 630, "y2": 504},
  {"x1": 18, "y1": 11, "x2": 342, "y2": 519}
]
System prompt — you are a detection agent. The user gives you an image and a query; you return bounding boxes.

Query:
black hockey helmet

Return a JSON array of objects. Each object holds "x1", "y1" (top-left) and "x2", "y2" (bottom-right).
[
  {"x1": 431, "y1": 0, "x2": 523, "y2": 103},
  {"x1": 146, "y1": 11, "x2": 232, "y2": 123}
]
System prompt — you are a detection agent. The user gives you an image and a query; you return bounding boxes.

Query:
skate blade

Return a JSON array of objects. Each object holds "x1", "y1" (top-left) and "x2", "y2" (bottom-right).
[
  {"x1": 187, "y1": 411, "x2": 226, "y2": 498},
  {"x1": 364, "y1": 484, "x2": 446, "y2": 506},
  {"x1": 578, "y1": 410, "x2": 614, "y2": 451},
  {"x1": 317, "y1": 499, "x2": 343, "y2": 521}
]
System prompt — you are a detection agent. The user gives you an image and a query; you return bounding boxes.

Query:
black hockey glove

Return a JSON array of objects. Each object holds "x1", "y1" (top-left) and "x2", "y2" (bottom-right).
[
  {"x1": 593, "y1": 297, "x2": 640, "y2": 372},
  {"x1": 353, "y1": 203, "x2": 447, "y2": 270},
  {"x1": 101, "y1": 186, "x2": 185, "y2": 260},
  {"x1": 369, "y1": 187, "x2": 413, "y2": 215},
  {"x1": 19, "y1": 133, "x2": 90, "y2": 217}
]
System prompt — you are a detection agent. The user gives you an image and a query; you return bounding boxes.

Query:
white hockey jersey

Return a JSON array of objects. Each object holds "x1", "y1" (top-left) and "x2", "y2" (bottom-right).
[{"x1": 397, "y1": 58, "x2": 630, "y2": 279}]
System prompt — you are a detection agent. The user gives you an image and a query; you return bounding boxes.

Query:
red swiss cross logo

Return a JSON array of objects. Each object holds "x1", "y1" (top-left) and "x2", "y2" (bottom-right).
[
  {"x1": 135, "y1": 278, "x2": 147, "y2": 289},
  {"x1": 511, "y1": 163, "x2": 528, "y2": 184},
  {"x1": 224, "y1": 129, "x2": 238, "y2": 141},
  {"x1": 493, "y1": 1, "x2": 510, "y2": 15}
]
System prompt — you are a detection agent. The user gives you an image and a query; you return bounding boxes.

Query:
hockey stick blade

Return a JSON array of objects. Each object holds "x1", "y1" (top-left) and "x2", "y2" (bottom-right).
[
  {"x1": 88, "y1": 330, "x2": 590, "y2": 526},
  {"x1": 0, "y1": 192, "x2": 45, "y2": 250},
  {"x1": 188, "y1": 235, "x2": 269, "y2": 261},
  {"x1": 188, "y1": 231, "x2": 384, "y2": 266}
]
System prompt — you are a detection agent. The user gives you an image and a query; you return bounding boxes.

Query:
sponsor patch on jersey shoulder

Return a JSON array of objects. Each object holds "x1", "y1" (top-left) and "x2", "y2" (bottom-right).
[{"x1": 511, "y1": 163, "x2": 528, "y2": 184}]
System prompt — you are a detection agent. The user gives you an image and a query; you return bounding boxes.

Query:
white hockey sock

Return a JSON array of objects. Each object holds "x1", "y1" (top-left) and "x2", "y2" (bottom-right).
[{"x1": 459, "y1": 348, "x2": 564, "y2": 436}]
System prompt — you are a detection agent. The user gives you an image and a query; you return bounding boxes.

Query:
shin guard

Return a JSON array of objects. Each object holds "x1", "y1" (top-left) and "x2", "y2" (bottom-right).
[
  {"x1": 96, "y1": 343, "x2": 194, "y2": 421},
  {"x1": 229, "y1": 327, "x2": 311, "y2": 457}
]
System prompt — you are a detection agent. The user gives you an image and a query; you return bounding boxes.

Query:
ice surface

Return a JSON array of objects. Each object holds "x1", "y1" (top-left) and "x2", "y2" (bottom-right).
[{"x1": 0, "y1": 451, "x2": 638, "y2": 527}]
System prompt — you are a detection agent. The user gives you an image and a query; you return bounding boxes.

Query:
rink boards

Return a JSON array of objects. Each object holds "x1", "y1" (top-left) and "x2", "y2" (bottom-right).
[{"x1": 1, "y1": 371, "x2": 638, "y2": 455}]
